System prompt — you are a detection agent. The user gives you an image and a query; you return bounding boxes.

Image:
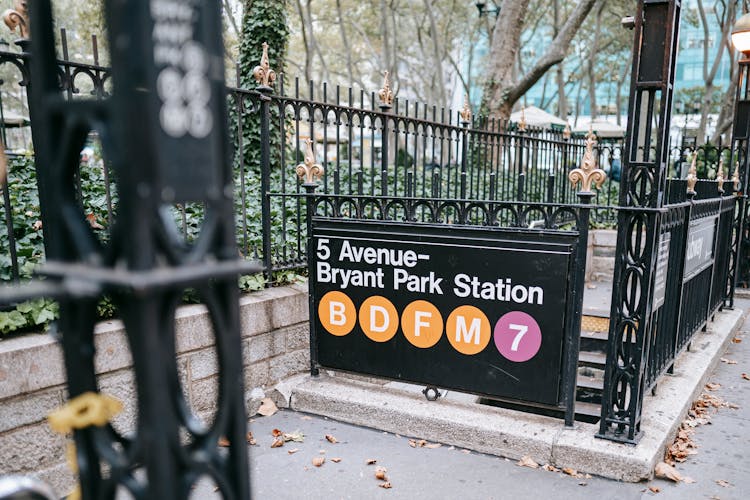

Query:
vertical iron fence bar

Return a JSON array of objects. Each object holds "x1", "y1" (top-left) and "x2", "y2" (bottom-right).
[
  {"x1": 728, "y1": 54, "x2": 750, "y2": 307},
  {"x1": 380, "y1": 99, "x2": 391, "y2": 197},
  {"x1": 460, "y1": 120, "x2": 468, "y2": 199},
  {"x1": 563, "y1": 194, "x2": 593, "y2": 426},
  {"x1": 598, "y1": 0, "x2": 680, "y2": 443},
  {"x1": 257, "y1": 84, "x2": 273, "y2": 283},
  {"x1": 305, "y1": 182, "x2": 320, "y2": 376},
  {"x1": 517, "y1": 129, "x2": 525, "y2": 201},
  {"x1": 1, "y1": 173, "x2": 19, "y2": 282}
]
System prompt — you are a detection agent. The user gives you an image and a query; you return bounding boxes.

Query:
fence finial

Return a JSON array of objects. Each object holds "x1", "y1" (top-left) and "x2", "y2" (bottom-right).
[
  {"x1": 733, "y1": 161, "x2": 741, "y2": 192},
  {"x1": 686, "y1": 152, "x2": 698, "y2": 195},
  {"x1": 518, "y1": 107, "x2": 527, "y2": 132},
  {"x1": 460, "y1": 93, "x2": 472, "y2": 125},
  {"x1": 716, "y1": 158, "x2": 725, "y2": 194},
  {"x1": 568, "y1": 129, "x2": 606, "y2": 193},
  {"x1": 563, "y1": 123, "x2": 571, "y2": 140},
  {"x1": 253, "y1": 42, "x2": 276, "y2": 88},
  {"x1": 2, "y1": 0, "x2": 28, "y2": 39},
  {"x1": 296, "y1": 139, "x2": 324, "y2": 185},
  {"x1": 378, "y1": 71, "x2": 394, "y2": 108}
]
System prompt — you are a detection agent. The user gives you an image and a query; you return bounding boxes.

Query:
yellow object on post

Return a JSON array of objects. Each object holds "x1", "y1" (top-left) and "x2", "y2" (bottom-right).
[{"x1": 48, "y1": 392, "x2": 123, "y2": 500}]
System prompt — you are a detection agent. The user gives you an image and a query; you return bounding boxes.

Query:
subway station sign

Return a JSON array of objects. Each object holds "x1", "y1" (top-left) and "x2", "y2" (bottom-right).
[{"x1": 311, "y1": 220, "x2": 579, "y2": 406}]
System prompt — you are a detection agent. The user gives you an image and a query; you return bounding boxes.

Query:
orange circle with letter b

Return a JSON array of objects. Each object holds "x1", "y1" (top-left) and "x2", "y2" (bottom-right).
[
  {"x1": 401, "y1": 300, "x2": 443, "y2": 348},
  {"x1": 359, "y1": 296, "x2": 399, "y2": 342},
  {"x1": 446, "y1": 305, "x2": 491, "y2": 355},
  {"x1": 318, "y1": 291, "x2": 356, "y2": 336}
]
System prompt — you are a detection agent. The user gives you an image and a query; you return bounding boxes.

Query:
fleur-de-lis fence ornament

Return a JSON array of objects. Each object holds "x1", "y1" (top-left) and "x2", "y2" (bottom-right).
[
  {"x1": 2, "y1": 0, "x2": 28, "y2": 39},
  {"x1": 716, "y1": 158, "x2": 725, "y2": 194},
  {"x1": 460, "y1": 93, "x2": 472, "y2": 125},
  {"x1": 568, "y1": 129, "x2": 606, "y2": 194},
  {"x1": 563, "y1": 123, "x2": 572, "y2": 140},
  {"x1": 686, "y1": 152, "x2": 698, "y2": 195},
  {"x1": 378, "y1": 71, "x2": 394, "y2": 108},
  {"x1": 296, "y1": 138, "x2": 324, "y2": 185},
  {"x1": 733, "y1": 161, "x2": 741, "y2": 192},
  {"x1": 253, "y1": 42, "x2": 276, "y2": 88}
]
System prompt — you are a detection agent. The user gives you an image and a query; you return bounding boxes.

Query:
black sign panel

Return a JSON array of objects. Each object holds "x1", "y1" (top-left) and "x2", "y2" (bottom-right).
[
  {"x1": 148, "y1": 0, "x2": 227, "y2": 202},
  {"x1": 683, "y1": 216, "x2": 717, "y2": 282},
  {"x1": 653, "y1": 231, "x2": 671, "y2": 310},
  {"x1": 311, "y1": 220, "x2": 578, "y2": 406}
]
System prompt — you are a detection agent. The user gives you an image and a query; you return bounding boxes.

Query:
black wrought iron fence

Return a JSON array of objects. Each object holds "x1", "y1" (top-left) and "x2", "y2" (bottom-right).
[{"x1": 0, "y1": 32, "x2": 739, "y2": 293}]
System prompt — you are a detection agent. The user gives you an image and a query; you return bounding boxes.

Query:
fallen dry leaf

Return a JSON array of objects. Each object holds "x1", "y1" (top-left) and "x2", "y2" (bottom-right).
[
  {"x1": 715, "y1": 479, "x2": 731, "y2": 488},
  {"x1": 731, "y1": 337, "x2": 742, "y2": 343},
  {"x1": 408, "y1": 440, "x2": 416, "y2": 448},
  {"x1": 271, "y1": 429, "x2": 283, "y2": 437},
  {"x1": 331, "y1": 458, "x2": 342, "y2": 463},
  {"x1": 542, "y1": 464, "x2": 560, "y2": 472},
  {"x1": 648, "y1": 486, "x2": 661, "y2": 493},
  {"x1": 379, "y1": 482, "x2": 392, "y2": 489},
  {"x1": 461, "y1": 449, "x2": 471, "y2": 455},
  {"x1": 287, "y1": 448, "x2": 299, "y2": 455},
  {"x1": 283, "y1": 430, "x2": 305, "y2": 443},
  {"x1": 424, "y1": 442, "x2": 442, "y2": 449},
  {"x1": 366, "y1": 459, "x2": 377, "y2": 465},
  {"x1": 705, "y1": 383, "x2": 721, "y2": 391},
  {"x1": 325, "y1": 434, "x2": 338, "y2": 443},
  {"x1": 270, "y1": 438, "x2": 284, "y2": 448},
  {"x1": 654, "y1": 462, "x2": 682, "y2": 482},
  {"x1": 720, "y1": 358, "x2": 737, "y2": 365},
  {"x1": 375, "y1": 468, "x2": 388, "y2": 481},
  {"x1": 312, "y1": 456, "x2": 325, "y2": 467},
  {"x1": 562, "y1": 467, "x2": 585, "y2": 479},
  {"x1": 246, "y1": 432, "x2": 256, "y2": 446},
  {"x1": 683, "y1": 477, "x2": 696, "y2": 484},
  {"x1": 517, "y1": 456, "x2": 539, "y2": 469},
  {"x1": 742, "y1": 373, "x2": 750, "y2": 381},
  {"x1": 217, "y1": 437, "x2": 230, "y2": 447},
  {"x1": 257, "y1": 398, "x2": 278, "y2": 417}
]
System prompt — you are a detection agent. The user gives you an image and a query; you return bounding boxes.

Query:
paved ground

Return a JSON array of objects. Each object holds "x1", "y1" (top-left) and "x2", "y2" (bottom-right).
[{"x1": 194, "y1": 299, "x2": 749, "y2": 499}]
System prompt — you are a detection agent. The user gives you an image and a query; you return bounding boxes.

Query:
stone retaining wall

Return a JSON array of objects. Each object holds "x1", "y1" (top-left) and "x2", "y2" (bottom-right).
[
  {"x1": 0, "y1": 284, "x2": 310, "y2": 495},
  {"x1": 586, "y1": 229, "x2": 616, "y2": 281}
]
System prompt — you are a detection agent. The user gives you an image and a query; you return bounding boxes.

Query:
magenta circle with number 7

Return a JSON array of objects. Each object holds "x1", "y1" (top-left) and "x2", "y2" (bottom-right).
[{"x1": 493, "y1": 311, "x2": 542, "y2": 362}]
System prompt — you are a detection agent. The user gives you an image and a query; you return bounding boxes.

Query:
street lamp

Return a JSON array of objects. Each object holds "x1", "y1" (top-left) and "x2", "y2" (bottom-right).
[
  {"x1": 730, "y1": 12, "x2": 750, "y2": 187},
  {"x1": 731, "y1": 13, "x2": 750, "y2": 56},
  {"x1": 475, "y1": 1, "x2": 500, "y2": 17}
]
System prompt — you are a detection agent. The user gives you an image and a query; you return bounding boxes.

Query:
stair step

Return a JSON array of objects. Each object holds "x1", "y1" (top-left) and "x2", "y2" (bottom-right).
[
  {"x1": 576, "y1": 375, "x2": 604, "y2": 391},
  {"x1": 580, "y1": 330, "x2": 608, "y2": 342},
  {"x1": 578, "y1": 350, "x2": 607, "y2": 368},
  {"x1": 573, "y1": 401, "x2": 601, "y2": 420},
  {"x1": 581, "y1": 314, "x2": 610, "y2": 333}
]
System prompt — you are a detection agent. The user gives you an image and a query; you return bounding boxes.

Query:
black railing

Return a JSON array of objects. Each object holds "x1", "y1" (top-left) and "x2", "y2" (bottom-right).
[{"x1": 1, "y1": 36, "x2": 739, "y2": 290}]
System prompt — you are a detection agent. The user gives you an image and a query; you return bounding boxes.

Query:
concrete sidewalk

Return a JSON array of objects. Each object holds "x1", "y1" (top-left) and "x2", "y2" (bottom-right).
[{"x1": 196, "y1": 300, "x2": 750, "y2": 499}]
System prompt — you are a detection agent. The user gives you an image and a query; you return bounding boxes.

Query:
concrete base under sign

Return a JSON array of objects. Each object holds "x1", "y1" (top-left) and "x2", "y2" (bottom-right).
[{"x1": 289, "y1": 306, "x2": 744, "y2": 482}]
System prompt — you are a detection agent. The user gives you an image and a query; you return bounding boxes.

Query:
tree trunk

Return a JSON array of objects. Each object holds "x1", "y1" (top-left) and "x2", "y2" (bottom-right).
[{"x1": 482, "y1": 0, "x2": 598, "y2": 119}]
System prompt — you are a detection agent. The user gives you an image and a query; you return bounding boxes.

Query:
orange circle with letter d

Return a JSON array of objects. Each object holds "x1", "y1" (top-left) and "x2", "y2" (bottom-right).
[
  {"x1": 359, "y1": 296, "x2": 399, "y2": 342},
  {"x1": 446, "y1": 305, "x2": 491, "y2": 355},
  {"x1": 401, "y1": 300, "x2": 443, "y2": 348},
  {"x1": 319, "y1": 291, "x2": 356, "y2": 336}
]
